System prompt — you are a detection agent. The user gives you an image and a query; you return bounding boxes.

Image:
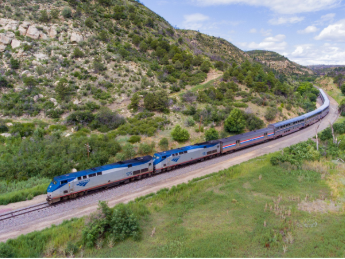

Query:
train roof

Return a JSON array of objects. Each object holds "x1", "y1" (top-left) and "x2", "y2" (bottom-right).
[
  {"x1": 219, "y1": 127, "x2": 273, "y2": 143},
  {"x1": 53, "y1": 155, "x2": 153, "y2": 181},
  {"x1": 154, "y1": 141, "x2": 219, "y2": 157},
  {"x1": 270, "y1": 115, "x2": 306, "y2": 128}
]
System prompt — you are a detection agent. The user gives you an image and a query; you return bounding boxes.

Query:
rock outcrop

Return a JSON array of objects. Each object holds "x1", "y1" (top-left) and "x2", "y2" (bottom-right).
[
  {"x1": 70, "y1": 32, "x2": 83, "y2": 43},
  {"x1": 26, "y1": 26, "x2": 40, "y2": 40},
  {"x1": 11, "y1": 39, "x2": 21, "y2": 49},
  {"x1": 0, "y1": 33, "x2": 12, "y2": 45}
]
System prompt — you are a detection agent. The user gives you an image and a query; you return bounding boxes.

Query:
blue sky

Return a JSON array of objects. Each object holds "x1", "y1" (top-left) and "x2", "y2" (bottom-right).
[{"x1": 143, "y1": 0, "x2": 345, "y2": 65}]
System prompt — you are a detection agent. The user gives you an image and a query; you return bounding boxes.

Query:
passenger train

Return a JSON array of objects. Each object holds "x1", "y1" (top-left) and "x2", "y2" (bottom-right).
[{"x1": 46, "y1": 89, "x2": 330, "y2": 204}]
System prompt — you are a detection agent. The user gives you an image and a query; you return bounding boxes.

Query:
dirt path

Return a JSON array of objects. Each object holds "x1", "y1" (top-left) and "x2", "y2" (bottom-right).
[{"x1": 0, "y1": 93, "x2": 339, "y2": 243}]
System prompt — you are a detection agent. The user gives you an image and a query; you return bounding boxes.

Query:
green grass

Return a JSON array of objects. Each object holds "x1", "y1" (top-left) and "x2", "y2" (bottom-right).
[
  {"x1": 0, "y1": 177, "x2": 50, "y2": 205},
  {"x1": 2, "y1": 152, "x2": 345, "y2": 257}
]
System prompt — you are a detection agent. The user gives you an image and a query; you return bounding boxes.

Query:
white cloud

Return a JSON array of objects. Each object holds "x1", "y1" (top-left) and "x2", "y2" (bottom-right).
[
  {"x1": 269, "y1": 16, "x2": 304, "y2": 25},
  {"x1": 260, "y1": 28, "x2": 272, "y2": 36},
  {"x1": 315, "y1": 13, "x2": 336, "y2": 25},
  {"x1": 315, "y1": 19, "x2": 345, "y2": 42},
  {"x1": 289, "y1": 43, "x2": 345, "y2": 65},
  {"x1": 182, "y1": 13, "x2": 210, "y2": 30},
  {"x1": 249, "y1": 28, "x2": 257, "y2": 33},
  {"x1": 298, "y1": 25, "x2": 319, "y2": 34},
  {"x1": 191, "y1": 0, "x2": 341, "y2": 14},
  {"x1": 247, "y1": 34, "x2": 287, "y2": 51}
]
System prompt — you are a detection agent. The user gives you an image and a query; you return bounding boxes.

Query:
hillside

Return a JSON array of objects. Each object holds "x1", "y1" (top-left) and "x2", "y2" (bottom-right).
[
  {"x1": 0, "y1": 0, "x2": 322, "y2": 204},
  {"x1": 247, "y1": 50, "x2": 312, "y2": 75}
]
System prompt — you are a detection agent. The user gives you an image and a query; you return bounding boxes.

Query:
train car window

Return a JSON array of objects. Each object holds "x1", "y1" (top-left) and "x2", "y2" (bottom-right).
[
  {"x1": 217, "y1": 145, "x2": 219, "y2": 148},
  {"x1": 133, "y1": 170, "x2": 141, "y2": 175},
  {"x1": 149, "y1": 163, "x2": 151, "y2": 166},
  {"x1": 184, "y1": 151, "x2": 187, "y2": 153},
  {"x1": 61, "y1": 180, "x2": 68, "y2": 184},
  {"x1": 179, "y1": 152, "x2": 183, "y2": 155},
  {"x1": 141, "y1": 168, "x2": 148, "y2": 173},
  {"x1": 78, "y1": 177, "x2": 82, "y2": 180},
  {"x1": 83, "y1": 175, "x2": 87, "y2": 179},
  {"x1": 89, "y1": 173, "x2": 96, "y2": 177},
  {"x1": 128, "y1": 164, "x2": 132, "y2": 168},
  {"x1": 64, "y1": 190, "x2": 68, "y2": 194},
  {"x1": 162, "y1": 156, "x2": 166, "y2": 159},
  {"x1": 97, "y1": 172, "x2": 102, "y2": 176}
]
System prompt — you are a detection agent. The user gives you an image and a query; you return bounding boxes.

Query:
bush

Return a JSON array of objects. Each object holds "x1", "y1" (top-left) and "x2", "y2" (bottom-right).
[
  {"x1": 62, "y1": 7, "x2": 72, "y2": 18},
  {"x1": 85, "y1": 17, "x2": 94, "y2": 28},
  {"x1": 38, "y1": 10, "x2": 49, "y2": 23},
  {"x1": 319, "y1": 127, "x2": 332, "y2": 141},
  {"x1": 185, "y1": 117, "x2": 195, "y2": 127},
  {"x1": 159, "y1": 138, "x2": 169, "y2": 150},
  {"x1": 245, "y1": 114, "x2": 264, "y2": 131},
  {"x1": 10, "y1": 123, "x2": 35, "y2": 137},
  {"x1": 67, "y1": 111, "x2": 95, "y2": 126},
  {"x1": 205, "y1": 128, "x2": 219, "y2": 141},
  {"x1": 10, "y1": 58, "x2": 20, "y2": 69},
  {"x1": 90, "y1": 107, "x2": 125, "y2": 132},
  {"x1": 171, "y1": 125, "x2": 190, "y2": 142},
  {"x1": 73, "y1": 47, "x2": 84, "y2": 58},
  {"x1": 224, "y1": 109, "x2": 246, "y2": 133},
  {"x1": 138, "y1": 142, "x2": 154, "y2": 155},
  {"x1": 264, "y1": 107, "x2": 278, "y2": 121},
  {"x1": 128, "y1": 135, "x2": 141, "y2": 143},
  {"x1": 82, "y1": 202, "x2": 141, "y2": 248}
]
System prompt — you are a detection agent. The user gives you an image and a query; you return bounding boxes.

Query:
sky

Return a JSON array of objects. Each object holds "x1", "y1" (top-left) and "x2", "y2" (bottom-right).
[{"x1": 142, "y1": 0, "x2": 345, "y2": 66}]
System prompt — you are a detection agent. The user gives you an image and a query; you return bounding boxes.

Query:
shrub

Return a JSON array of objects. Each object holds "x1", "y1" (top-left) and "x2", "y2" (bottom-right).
[
  {"x1": 10, "y1": 58, "x2": 20, "y2": 69},
  {"x1": 67, "y1": 111, "x2": 95, "y2": 126},
  {"x1": 245, "y1": 114, "x2": 265, "y2": 131},
  {"x1": 62, "y1": 7, "x2": 72, "y2": 18},
  {"x1": 50, "y1": 9, "x2": 59, "y2": 19},
  {"x1": 205, "y1": 128, "x2": 219, "y2": 141},
  {"x1": 90, "y1": 107, "x2": 125, "y2": 132},
  {"x1": 185, "y1": 117, "x2": 195, "y2": 127},
  {"x1": 73, "y1": 47, "x2": 84, "y2": 58},
  {"x1": 171, "y1": 125, "x2": 190, "y2": 142},
  {"x1": 128, "y1": 135, "x2": 141, "y2": 143},
  {"x1": 10, "y1": 123, "x2": 35, "y2": 137},
  {"x1": 38, "y1": 10, "x2": 49, "y2": 23},
  {"x1": 264, "y1": 107, "x2": 278, "y2": 121},
  {"x1": 85, "y1": 17, "x2": 94, "y2": 28},
  {"x1": 224, "y1": 109, "x2": 246, "y2": 133},
  {"x1": 138, "y1": 142, "x2": 154, "y2": 155},
  {"x1": 0, "y1": 76, "x2": 9, "y2": 88},
  {"x1": 319, "y1": 127, "x2": 332, "y2": 141},
  {"x1": 159, "y1": 138, "x2": 169, "y2": 150}
]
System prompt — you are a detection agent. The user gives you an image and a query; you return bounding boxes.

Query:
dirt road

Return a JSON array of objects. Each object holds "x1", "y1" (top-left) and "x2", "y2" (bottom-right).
[{"x1": 0, "y1": 94, "x2": 339, "y2": 243}]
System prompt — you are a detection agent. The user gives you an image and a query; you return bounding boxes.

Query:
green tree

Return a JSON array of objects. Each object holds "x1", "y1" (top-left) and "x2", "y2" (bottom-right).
[
  {"x1": 224, "y1": 109, "x2": 246, "y2": 133},
  {"x1": 129, "y1": 93, "x2": 140, "y2": 111},
  {"x1": 171, "y1": 125, "x2": 190, "y2": 142},
  {"x1": 339, "y1": 99, "x2": 345, "y2": 116},
  {"x1": 200, "y1": 61, "x2": 211, "y2": 73},
  {"x1": 159, "y1": 138, "x2": 169, "y2": 150},
  {"x1": 139, "y1": 41, "x2": 148, "y2": 52},
  {"x1": 0, "y1": 76, "x2": 9, "y2": 88},
  {"x1": 144, "y1": 91, "x2": 169, "y2": 112},
  {"x1": 244, "y1": 74, "x2": 253, "y2": 87},
  {"x1": 341, "y1": 84, "x2": 345, "y2": 95},
  {"x1": 10, "y1": 58, "x2": 20, "y2": 69},
  {"x1": 55, "y1": 78, "x2": 69, "y2": 101},
  {"x1": 205, "y1": 128, "x2": 219, "y2": 141}
]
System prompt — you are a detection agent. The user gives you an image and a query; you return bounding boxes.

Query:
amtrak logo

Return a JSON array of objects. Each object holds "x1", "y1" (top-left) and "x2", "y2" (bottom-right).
[
  {"x1": 126, "y1": 171, "x2": 132, "y2": 176},
  {"x1": 77, "y1": 179, "x2": 90, "y2": 187},
  {"x1": 171, "y1": 157, "x2": 180, "y2": 162}
]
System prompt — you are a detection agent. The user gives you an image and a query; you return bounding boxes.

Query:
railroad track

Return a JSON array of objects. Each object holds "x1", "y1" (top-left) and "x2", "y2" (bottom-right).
[{"x1": 0, "y1": 203, "x2": 51, "y2": 222}]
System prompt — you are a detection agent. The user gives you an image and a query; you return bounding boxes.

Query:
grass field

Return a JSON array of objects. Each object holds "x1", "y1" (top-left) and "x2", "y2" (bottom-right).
[{"x1": 2, "y1": 151, "x2": 345, "y2": 258}]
